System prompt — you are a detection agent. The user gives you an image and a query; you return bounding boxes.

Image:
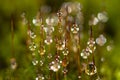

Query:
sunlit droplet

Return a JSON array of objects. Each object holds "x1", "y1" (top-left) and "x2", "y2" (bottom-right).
[
  {"x1": 44, "y1": 26, "x2": 54, "y2": 34},
  {"x1": 101, "y1": 57, "x2": 105, "y2": 62},
  {"x1": 47, "y1": 53, "x2": 52, "y2": 59},
  {"x1": 107, "y1": 45, "x2": 113, "y2": 52},
  {"x1": 87, "y1": 38, "x2": 96, "y2": 53},
  {"x1": 10, "y1": 58, "x2": 17, "y2": 70},
  {"x1": 81, "y1": 49, "x2": 90, "y2": 59},
  {"x1": 89, "y1": 16, "x2": 99, "y2": 26},
  {"x1": 62, "y1": 68, "x2": 68, "y2": 75},
  {"x1": 62, "y1": 48, "x2": 69, "y2": 56},
  {"x1": 78, "y1": 75, "x2": 81, "y2": 79},
  {"x1": 32, "y1": 59, "x2": 38, "y2": 66},
  {"x1": 50, "y1": 61, "x2": 61, "y2": 72},
  {"x1": 33, "y1": 18, "x2": 42, "y2": 26},
  {"x1": 71, "y1": 24, "x2": 79, "y2": 34},
  {"x1": 46, "y1": 17, "x2": 55, "y2": 25},
  {"x1": 93, "y1": 17, "x2": 99, "y2": 25},
  {"x1": 38, "y1": 46, "x2": 46, "y2": 56},
  {"x1": 36, "y1": 74, "x2": 45, "y2": 80},
  {"x1": 96, "y1": 34, "x2": 107, "y2": 46},
  {"x1": 40, "y1": 60, "x2": 44, "y2": 66},
  {"x1": 97, "y1": 11, "x2": 108, "y2": 22},
  {"x1": 29, "y1": 42, "x2": 37, "y2": 51},
  {"x1": 44, "y1": 36, "x2": 53, "y2": 45},
  {"x1": 85, "y1": 62, "x2": 97, "y2": 76},
  {"x1": 56, "y1": 40, "x2": 65, "y2": 50},
  {"x1": 29, "y1": 31, "x2": 36, "y2": 39}
]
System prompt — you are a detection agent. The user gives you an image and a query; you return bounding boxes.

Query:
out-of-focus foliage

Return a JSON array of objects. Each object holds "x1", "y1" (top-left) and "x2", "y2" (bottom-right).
[{"x1": 0, "y1": 0, "x2": 120, "y2": 80}]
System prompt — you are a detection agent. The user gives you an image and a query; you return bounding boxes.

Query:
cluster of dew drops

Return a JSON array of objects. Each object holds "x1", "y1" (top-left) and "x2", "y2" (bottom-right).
[{"x1": 20, "y1": 2, "x2": 114, "y2": 80}]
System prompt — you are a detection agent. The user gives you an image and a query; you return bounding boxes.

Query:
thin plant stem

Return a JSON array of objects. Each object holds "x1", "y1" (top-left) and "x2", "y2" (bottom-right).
[{"x1": 11, "y1": 16, "x2": 14, "y2": 57}]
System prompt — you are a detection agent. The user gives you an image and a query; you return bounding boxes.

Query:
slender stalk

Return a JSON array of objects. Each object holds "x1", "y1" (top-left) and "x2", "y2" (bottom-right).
[
  {"x1": 56, "y1": 72, "x2": 59, "y2": 80},
  {"x1": 90, "y1": 26, "x2": 93, "y2": 38},
  {"x1": 11, "y1": 16, "x2": 14, "y2": 57}
]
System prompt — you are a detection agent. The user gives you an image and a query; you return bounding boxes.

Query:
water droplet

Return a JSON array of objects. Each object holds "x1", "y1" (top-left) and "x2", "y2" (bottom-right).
[
  {"x1": 89, "y1": 16, "x2": 99, "y2": 26},
  {"x1": 32, "y1": 52, "x2": 36, "y2": 56},
  {"x1": 85, "y1": 62, "x2": 97, "y2": 76},
  {"x1": 29, "y1": 42, "x2": 37, "y2": 51},
  {"x1": 40, "y1": 60, "x2": 44, "y2": 66},
  {"x1": 107, "y1": 45, "x2": 113, "y2": 51},
  {"x1": 38, "y1": 46, "x2": 46, "y2": 56},
  {"x1": 78, "y1": 75, "x2": 81, "y2": 79},
  {"x1": 93, "y1": 17, "x2": 99, "y2": 25},
  {"x1": 36, "y1": 74, "x2": 45, "y2": 80},
  {"x1": 62, "y1": 68, "x2": 68, "y2": 75},
  {"x1": 96, "y1": 34, "x2": 107, "y2": 46},
  {"x1": 62, "y1": 48, "x2": 69, "y2": 56},
  {"x1": 32, "y1": 59, "x2": 38, "y2": 66},
  {"x1": 29, "y1": 31, "x2": 36, "y2": 39},
  {"x1": 81, "y1": 49, "x2": 90, "y2": 59},
  {"x1": 35, "y1": 77, "x2": 39, "y2": 80},
  {"x1": 87, "y1": 38, "x2": 95, "y2": 47},
  {"x1": 46, "y1": 17, "x2": 55, "y2": 25},
  {"x1": 10, "y1": 58, "x2": 17, "y2": 70},
  {"x1": 97, "y1": 11, "x2": 108, "y2": 22},
  {"x1": 47, "y1": 53, "x2": 52, "y2": 59},
  {"x1": 44, "y1": 36, "x2": 53, "y2": 45},
  {"x1": 62, "y1": 2, "x2": 81, "y2": 14},
  {"x1": 44, "y1": 26, "x2": 54, "y2": 34},
  {"x1": 101, "y1": 57, "x2": 105, "y2": 62},
  {"x1": 87, "y1": 38, "x2": 96, "y2": 52},
  {"x1": 71, "y1": 24, "x2": 79, "y2": 34},
  {"x1": 50, "y1": 61, "x2": 61, "y2": 72},
  {"x1": 57, "y1": 10, "x2": 63, "y2": 17},
  {"x1": 56, "y1": 40, "x2": 65, "y2": 50},
  {"x1": 67, "y1": 6, "x2": 72, "y2": 13},
  {"x1": 33, "y1": 18, "x2": 42, "y2": 26}
]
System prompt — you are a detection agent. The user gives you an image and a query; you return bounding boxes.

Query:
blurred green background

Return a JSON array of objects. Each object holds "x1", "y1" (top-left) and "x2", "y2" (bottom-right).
[{"x1": 0, "y1": 0, "x2": 120, "y2": 80}]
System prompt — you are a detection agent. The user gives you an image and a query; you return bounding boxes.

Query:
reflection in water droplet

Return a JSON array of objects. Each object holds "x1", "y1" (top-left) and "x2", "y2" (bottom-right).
[{"x1": 85, "y1": 62, "x2": 97, "y2": 76}]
